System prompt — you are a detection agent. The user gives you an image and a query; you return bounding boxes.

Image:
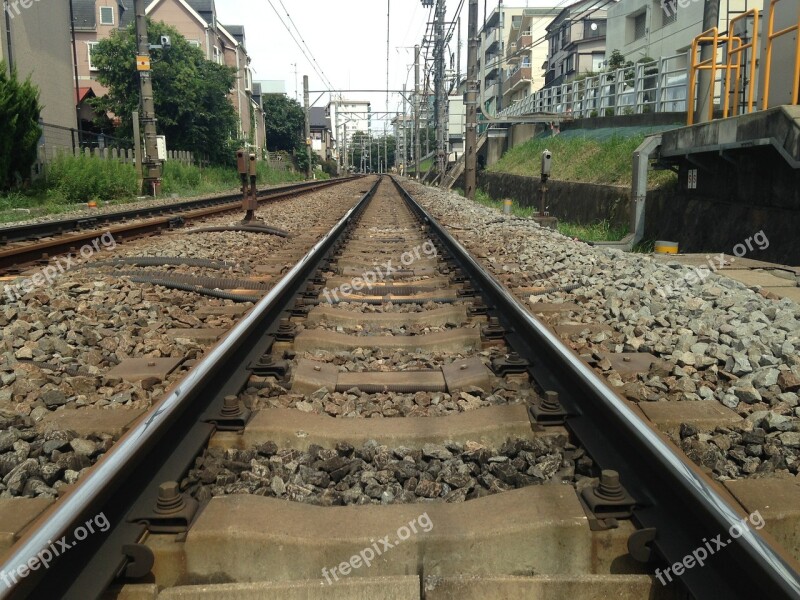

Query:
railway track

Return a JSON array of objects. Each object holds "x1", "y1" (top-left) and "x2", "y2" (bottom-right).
[
  {"x1": 0, "y1": 176, "x2": 798, "y2": 599},
  {"x1": 0, "y1": 177, "x2": 358, "y2": 273}
]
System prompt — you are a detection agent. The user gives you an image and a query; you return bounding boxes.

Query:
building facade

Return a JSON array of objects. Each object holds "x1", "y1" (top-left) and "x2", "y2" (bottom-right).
[
  {"x1": 326, "y1": 99, "x2": 371, "y2": 162},
  {"x1": 605, "y1": 0, "x2": 759, "y2": 64},
  {"x1": 503, "y1": 7, "x2": 562, "y2": 109},
  {"x1": 71, "y1": 0, "x2": 264, "y2": 154},
  {"x1": 2, "y1": 0, "x2": 77, "y2": 149},
  {"x1": 478, "y1": 5, "x2": 525, "y2": 116},
  {"x1": 543, "y1": 0, "x2": 607, "y2": 89}
]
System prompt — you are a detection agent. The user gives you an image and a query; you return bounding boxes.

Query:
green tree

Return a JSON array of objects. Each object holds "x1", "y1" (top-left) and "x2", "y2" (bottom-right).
[
  {"x1": 263, "y1": 94, "x2": 305, "y2": 152},
  {"x1": 0, "y1": 63, "x2": 42, "y2": 190},
  {"x1": 90, "y1": 21, "x2": 239, "y2": 165}
]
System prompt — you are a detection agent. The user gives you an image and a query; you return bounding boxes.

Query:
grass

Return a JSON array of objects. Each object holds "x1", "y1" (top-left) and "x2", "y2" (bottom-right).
[
  {"x1": 557, "y1": 220, "x2": 629, "y2": 242},
  {"x1": 0, "y1": 156, "x2": 307, "y2": 224},
  {"x1": 456, "y1": 188, "x2": 628, "y2": 242},
  {"x1": 488, "y1": 134, "x2": 676, "y2": 188}
]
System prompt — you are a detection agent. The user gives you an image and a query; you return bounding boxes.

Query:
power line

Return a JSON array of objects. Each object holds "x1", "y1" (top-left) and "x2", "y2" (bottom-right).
[
  {"x1": 276, "y1": 0, "x2": 335, "y2": 90},
  {"x1": 266, "y1": 0, "x2": 334, "y2": 92}
]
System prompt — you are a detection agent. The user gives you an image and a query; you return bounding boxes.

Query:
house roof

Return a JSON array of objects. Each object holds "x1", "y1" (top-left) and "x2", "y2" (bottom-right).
[
  {"x1": 72, "y1": 0, "x2": 97, "y2": 30},
  {"x1": 310, "y1": 107, "x2": 328, "y2": 129}
]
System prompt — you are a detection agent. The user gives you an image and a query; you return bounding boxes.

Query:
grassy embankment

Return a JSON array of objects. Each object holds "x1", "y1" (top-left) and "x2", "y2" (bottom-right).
[
  {"x1": 474, "y1": 134, "x2": 676, "y2": 242},
  {"x1": 0, "y1": 154, "x2": 312, "y2": 224}
]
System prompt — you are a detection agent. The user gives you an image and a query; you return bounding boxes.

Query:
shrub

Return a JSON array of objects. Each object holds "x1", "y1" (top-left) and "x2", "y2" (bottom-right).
[
  {"x1": 0, "y1": 63, "x2": 42, "y2": 190},
  {"x1": 46, "y1": 153, "x2": 138, "y2": 203}
]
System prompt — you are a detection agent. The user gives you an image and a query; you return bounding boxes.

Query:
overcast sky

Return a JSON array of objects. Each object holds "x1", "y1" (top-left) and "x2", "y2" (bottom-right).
[{"x1": 215, "y1": 1, "x2": 560, "y2": 130}]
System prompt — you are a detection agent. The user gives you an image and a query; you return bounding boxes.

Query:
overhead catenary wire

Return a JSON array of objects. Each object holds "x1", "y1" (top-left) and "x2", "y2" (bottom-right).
[{"x1": 266, "y1": 0, "x2": 334, "y2": 92}]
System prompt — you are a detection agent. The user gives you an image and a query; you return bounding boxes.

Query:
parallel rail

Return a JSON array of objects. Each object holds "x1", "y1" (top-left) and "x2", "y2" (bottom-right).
[
  {"x1": 1, "y1": 176, "x2": 798, "y2": 599},
  {"x1": 0, "y1": 177, "x2": 358, "y2": 272}
]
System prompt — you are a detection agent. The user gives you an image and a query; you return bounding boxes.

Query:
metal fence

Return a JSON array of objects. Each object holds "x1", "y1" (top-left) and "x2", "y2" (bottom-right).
[{"x1": 499, "y1": 53, "x2": 690, "y2": 118}]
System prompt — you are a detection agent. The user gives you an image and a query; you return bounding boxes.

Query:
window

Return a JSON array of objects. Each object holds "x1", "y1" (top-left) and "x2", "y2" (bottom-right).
[
  {"x1": 661, "y1": 0, "x2": 678, "y2": 26},
  {"x1": 213, "y1": 46, "x2": 221, "y2": 64},
  {"x1": 99, "y1": 6, "x2": 114, "y2": 25},
  {"x1": 87, "y1": 42, "x2": 100, "y2": 71},
  {"x1": 634, "y1": 13, "x2": 647, "y2": 40},
  {"x1": 188, "y1": 40, "x2": 201, "y2": 48}
]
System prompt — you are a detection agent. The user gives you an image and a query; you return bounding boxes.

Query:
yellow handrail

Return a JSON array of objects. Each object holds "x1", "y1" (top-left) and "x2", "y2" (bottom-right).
[
  {"x1": 762, "y1": 0, "x2": 800, "y2": 108},
  {"x1": 725, "y1": 9, "x2": 759, "y2": 117},
  {"x1": 687, "y1": 9, "x2": 761, "y2": 125}
]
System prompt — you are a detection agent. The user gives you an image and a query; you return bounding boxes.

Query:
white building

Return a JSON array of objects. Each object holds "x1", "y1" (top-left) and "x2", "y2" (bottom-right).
[
  {"x1": 605, "y1": 0, "x2": 759, "y2": 64},
  {"x1": 327, "y1": 99, "x2": 371, "y2": 145}
]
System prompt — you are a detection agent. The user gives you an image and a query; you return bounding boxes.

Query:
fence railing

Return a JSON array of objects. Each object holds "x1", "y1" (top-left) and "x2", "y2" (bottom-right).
[
  {"x1": 499, "y1": 53, "x2": 689, "y2": 118},
  {"x1": 37, "y1": 122, "x2": 193, "y2": 168}
]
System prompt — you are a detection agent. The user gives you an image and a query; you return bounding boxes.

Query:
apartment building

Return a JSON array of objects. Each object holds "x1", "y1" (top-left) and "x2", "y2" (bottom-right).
[
  {"x1": 605, "y1": 0, "x2": 759, "y2": 63},
  {"x1": 503, "y1": 7, "x2": 561, "y2": 109},
  {"x1": 71, "y1": 0, "x2": 265, "y2": 153},
  {"x1": 2, "y1": 0, "x2": 77, "y2": 147},
  {"x1": 327, "y1": 99, "x2": 371, "y2": 162},
  {"x1": 478, "y1": 5, "x2": 525, "y2": 116},
  {"x1": 543, "y1": 0, "x2": 607, "y2": 89}
]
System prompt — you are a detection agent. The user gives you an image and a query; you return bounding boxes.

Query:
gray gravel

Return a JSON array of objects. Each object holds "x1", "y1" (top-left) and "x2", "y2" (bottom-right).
[{"x1": 404, "y1": 180, "x2": 800, "y2": 480}]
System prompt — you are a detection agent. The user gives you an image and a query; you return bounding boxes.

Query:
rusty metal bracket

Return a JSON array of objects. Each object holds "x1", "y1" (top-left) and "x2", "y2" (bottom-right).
[
  {"x1": 249, "y1": 354, "x2": 289, "y2": 378},
  {"x1": 491, "y1": 352, "x2": 530, "y2": 376},
  {"x1": 168, "y1": 217, "x2": 185, "y2": 229},
  {"x1": 481, "y1": 317, "x2": 505, "y2": 340},
  {"x1": 578, "y1": 470, "x2": 636, "y2": 531},
  {"x1": 528, "y1": 391, "x2": 568, "y2": 425},
  {"x1": 206, "y1": 395, "x2": 251, "y2": 431},
  {"x1": 129, "y1": 481, "x2": 199, "y2": 534},
  {"x1": 275, "y1": 318, "x2": 296, "y2": 342},
  {"x1": 468, "y1": 300, "x2": 489, "y2": 316}
]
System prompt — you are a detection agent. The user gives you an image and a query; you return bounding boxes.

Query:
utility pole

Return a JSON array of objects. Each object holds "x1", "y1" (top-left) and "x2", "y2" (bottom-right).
[
  {"x1": 402, "y1": 84, "x2": 407, "y2": 176},
  {"x1": 303, "y1": 75, "x2": 312, "y2": 178},
  {"x1": 457, "y1": 16, "x2": 462, "y2": 85},
  {"x1": 695, "y1": 0, "x2": 720, "y2": 123},
  {"x1": 414, "y1": 44, "x2": 422, "y2": 179},
  {"x1": 434, "y1": 0, "x2": 447, "y2": 180},
  {"x1": 343, "y1": 121, "x2": 348, "y2": 173},
  {"x1": 134, "y1": 0, "x2": 161, "y2": 196},
  {"x1": 292, "y1": 63, "x2": 298, "y2": 101},
  {"x1": 465, "y1": 0, "x2": 478, "y2": 200}
]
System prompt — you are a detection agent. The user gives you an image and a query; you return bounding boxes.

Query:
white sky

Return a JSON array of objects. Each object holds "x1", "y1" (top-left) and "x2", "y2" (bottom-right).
[{"x1": 215, "y1": 1, "x2": 563, "y2": 130}]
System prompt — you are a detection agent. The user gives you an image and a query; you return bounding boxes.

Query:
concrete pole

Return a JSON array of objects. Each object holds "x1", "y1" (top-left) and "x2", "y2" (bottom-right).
[
  {"x1": 303, "y1": 75, "x2": 312, "y2": 178},
  {"x1": 435, "y1": 0, "x2": 447, "y2": 179},
  {"x1": 695, "y1": 0, "x2": 720, "y2": 124},
  {"x1": 132, "y1": 110, "x2": 143, "y2": 191},
  {"x1": 343, "y1": 121, "x2": 348, "y2": 173},
  {"x1": 402, "y1": 83, "x2": 407, "y2": 175},
  {"x1": 465, "y1": 0, "x2": 479, "y2": 200},
  {"x1": 414, "y1": 44, "x2": 422, "y2": 179},
  {"x1": 134, "y1": 0, "x2": 161, "y2": 195}
]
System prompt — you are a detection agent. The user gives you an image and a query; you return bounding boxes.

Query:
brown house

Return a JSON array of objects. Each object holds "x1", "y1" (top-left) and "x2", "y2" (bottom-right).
[{"x1": 71, "y1": 0, "x2": 265, "y2": 155}]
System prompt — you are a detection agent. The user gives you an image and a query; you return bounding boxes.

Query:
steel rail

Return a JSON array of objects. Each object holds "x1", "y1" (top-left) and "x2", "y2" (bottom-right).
[
  {"x1": 0, "y1": 178, "x2": 380, "y2": 600},
  {"x1": 0, "y1": 177, "x2": 356, "y2": 245},
  {"x1": 392, "y1": 176, "x2": 800, "y2": 600}
]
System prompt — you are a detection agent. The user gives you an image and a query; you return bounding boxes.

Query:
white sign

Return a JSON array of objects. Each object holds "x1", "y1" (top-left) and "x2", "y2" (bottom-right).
[
  {"x1": 688, "y1": 169, "x2": 698, "y2": 190},
  {"x1": 156, "y1": 136, "x2": 167, "y2": 161}
]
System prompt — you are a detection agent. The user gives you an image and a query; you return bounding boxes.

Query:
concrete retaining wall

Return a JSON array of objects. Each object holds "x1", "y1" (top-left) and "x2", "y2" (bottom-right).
[{"x1": 478, "y1": 172, "x2": 631, "y2": 230}]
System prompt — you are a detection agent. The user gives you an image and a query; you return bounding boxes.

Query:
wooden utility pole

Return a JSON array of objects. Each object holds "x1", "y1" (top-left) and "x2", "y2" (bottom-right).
[
  {"x1": 303, "y1": 75, "x2": 312, "y2": 178},
  {"x1": 134, "y1": 0, "x2": 161, "y2": 195},
  {"x1": 464, "y1": 0, "x2": 479, "y2": 199}
]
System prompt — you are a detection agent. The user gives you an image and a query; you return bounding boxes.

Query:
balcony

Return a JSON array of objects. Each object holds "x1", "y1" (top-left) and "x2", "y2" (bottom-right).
[
  {"x1": 483, "y1": 82, "x2": 499, "y2": 100},
  {"x1": 518, "y1": 33, "x2": 532, "y2": 49},
  {"x1": 483, "y1": 28, "x2": 502, "y2": 51},
  {"x1": 506, "y1": 67, "x2": 532, "y2": 93}
]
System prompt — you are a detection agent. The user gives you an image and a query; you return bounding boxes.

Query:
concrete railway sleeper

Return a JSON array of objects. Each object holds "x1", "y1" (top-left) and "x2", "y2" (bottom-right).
[{"x1": 0, "y1": 177, "x2": 798, "y2": 599}]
